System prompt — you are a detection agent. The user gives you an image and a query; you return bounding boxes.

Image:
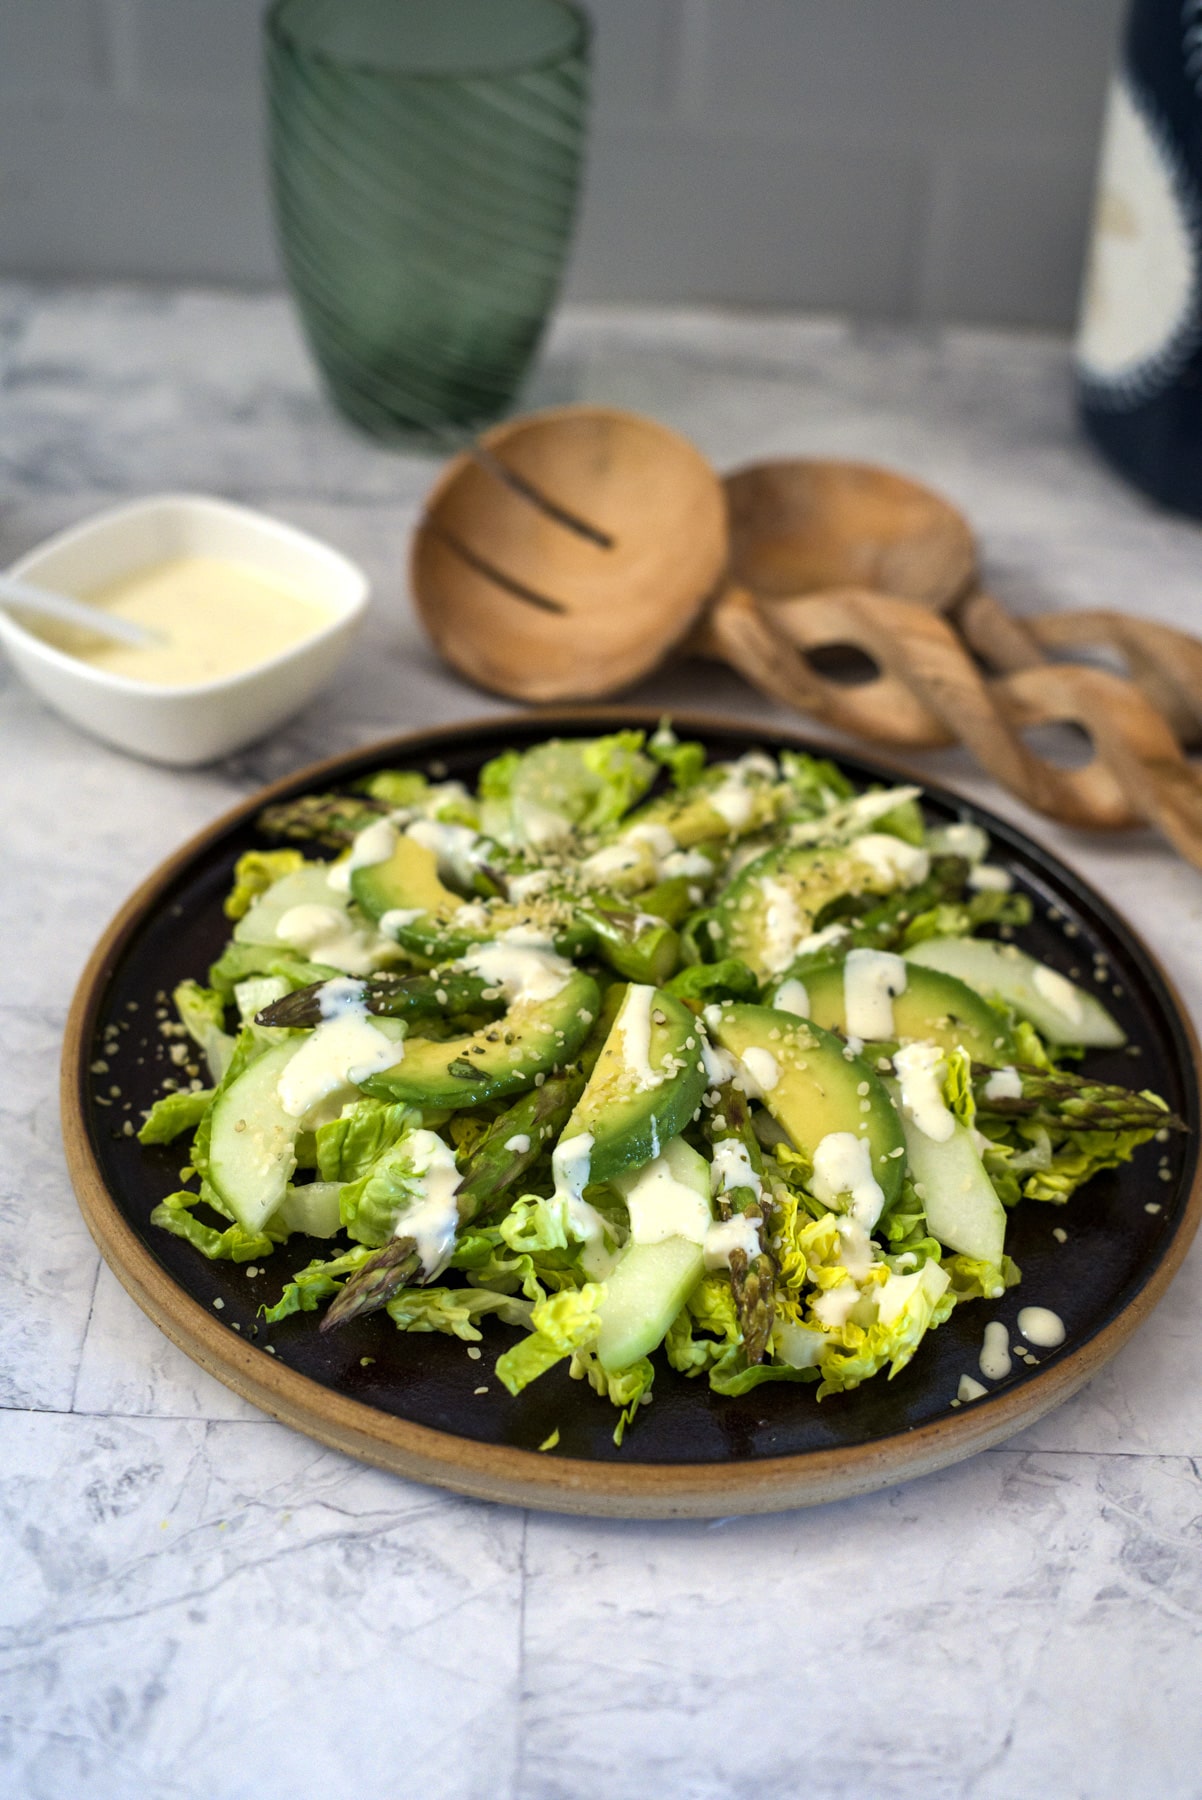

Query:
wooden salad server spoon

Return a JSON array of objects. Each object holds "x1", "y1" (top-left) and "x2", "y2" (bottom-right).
[
  {"x1": 711, "y1": 457, "x2": 1202, "y2": 865},
  {"x1": 410, "y1": 405, "x2": 728, "y2": 703}
]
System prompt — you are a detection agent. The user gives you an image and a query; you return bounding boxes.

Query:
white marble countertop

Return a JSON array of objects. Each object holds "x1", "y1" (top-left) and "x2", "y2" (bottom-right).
[{"x1": 3, "y1": 284, "x2": 1202, "y2": 1800}]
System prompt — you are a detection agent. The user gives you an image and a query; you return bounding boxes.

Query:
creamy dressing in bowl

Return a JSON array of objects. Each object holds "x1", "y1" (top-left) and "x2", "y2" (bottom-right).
[{"x1": 32, "y1": 555, "x2": 335, "y2": 687}]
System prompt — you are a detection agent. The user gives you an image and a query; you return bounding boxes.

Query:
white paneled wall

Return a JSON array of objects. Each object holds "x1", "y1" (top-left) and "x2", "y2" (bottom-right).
[{"x1": 0, "y1": 0, "x2": 1125, "y2": 325}]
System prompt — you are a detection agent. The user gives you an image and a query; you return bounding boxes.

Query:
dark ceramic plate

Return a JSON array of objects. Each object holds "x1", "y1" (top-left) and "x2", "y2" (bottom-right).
[{"x1": 62, "y1": 712, "x2": 1202, "y2": 1516}]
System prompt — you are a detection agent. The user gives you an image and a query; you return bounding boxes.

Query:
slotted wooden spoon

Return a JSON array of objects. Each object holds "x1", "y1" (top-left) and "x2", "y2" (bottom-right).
[
  {"x1": 410, "y1": 406, "x2": 727, "y2": 702},
  {"x1": 409, "y1": 409, "x2": 1202, "y2": 867}
]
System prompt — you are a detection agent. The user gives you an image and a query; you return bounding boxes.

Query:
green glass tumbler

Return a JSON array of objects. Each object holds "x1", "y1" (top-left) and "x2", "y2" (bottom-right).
[{"x1": 265, "y1": 0, "x2": 591, "y2": 439}]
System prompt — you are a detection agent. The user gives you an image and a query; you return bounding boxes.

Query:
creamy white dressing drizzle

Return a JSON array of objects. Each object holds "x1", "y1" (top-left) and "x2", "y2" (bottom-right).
[
  {"x1": 1032, "y1": 964, "x2": 1084, "y2": 1025},
  {"x1": 926, "y1": 821, "x2": 989, "y2": 863},
  {"x1": 506, "y1": 868, "x2": 554, "y2": 903},
  {"x1": 843, "y1": 948, "x2": 907, "y2": 1039},
  {"x1": 788, "y1": 785, "x2": 922, "y2": 848},
  {"x1": 812, "y1": 1285, "x2": 862, "y2": 1329},
  {"x1": 616, "y1": 984, "x2": 662, "y2": 1090},
  {"x1": 457, "y1": 932, "x2": 573, "y2": 1004},
  {"x1": 983, "y1": 1065, "x2": 1024, "y2": 1102},
  {"x1": 325, "y1": 817, "x2": 399, "y2": 894},
  {"x1": 957, "y1": 1373, "x2": 988, "y2": 1402},
  {"x1": 580, "y1": 841, "x2": 646, "y2": 883},
  {"x1": 452, "y1": 902, "x2": 490, "y2": 931},
  {"x1": 773, "y1": 978, "x2": 810, "y2": 1019},
  {"x1": 621, "y1": 1153, "x2": 711, "y2": 1246},
  {"x1": 378, "y1": 907, "x2": 425, "y2": 936},
  {"x1": 739, "y1": 1046, "x2": 780, "y2": 1097},
  {"x1": 701, "y1": 1038, "x2": 738, "y2": 1088},
  {"x1": 704, "y1": 1213, "x2": 763, "y2": 1270},
  {"x1": 504, "y1": 1133, "x2": 532, "y2": 1154},
  {"x1": 1017, "y1": 1305, "x2": 1066, "y2": 1348},
  {"x1": 836, "y1": 1217, "x2": 875, "y2": 1281},
  {"x1": 979, "y1": 1319, "x2": 1012, "y2": 1379},
  {"x1": 968, "y1": 864, "x2": 1013, "y2": 892},
  {"x1": 709, "y1": 1137, "x2": 762, "y2": 1200},
  {"x1": 794, "y1": 922, "x2": 850, "y2": 959},
  {"x1": 550, "y1": 1131, "x2": 610, "y2": 1257},
  {"x1": 810, "y1": 1131, "x2": 885, "y2": 1231},
  {"x1": 405, "y1": 817, "x2": 481, "y2": 885},
  {"x1": 892, "y1": 1041, "x2": 955, "y2": 1141},
  {"x1": 627, "y1": 822, "x2": 678, "y2": 859},
  {"x1": 274, "y1": 903, "x2": 380, "y2": 975},
  {"x1": 392, "y1": 1129, "x2": 462, "y2": 1277},
  {"x1": 852, "y1": 833, "x2": 930, "y2": 886},
  {"x1": 758, "y1": 876, "x2": 803, "y2": 974},
  {"x1": 660, "y1": 847, "x2": 713, "y2": 880},
  {"x1": 277, "y1": 1009, "x2": 402, "y2": 1122}
]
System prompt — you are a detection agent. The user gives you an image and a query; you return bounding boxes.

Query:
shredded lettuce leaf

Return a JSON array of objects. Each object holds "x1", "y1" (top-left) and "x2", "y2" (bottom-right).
[
  {"x1": 138, "y1": 1088, "x2": 213, "y2": 1145},
  {"x1": 494, "y1": 1283, "x2": 607, "y2": 1395},
  {"x1": 150, "y1": 1187, "x2": 280, "y2": 1262},
  {"x1": 223, "y1": 848, "x2": 305, "y2": 921}
]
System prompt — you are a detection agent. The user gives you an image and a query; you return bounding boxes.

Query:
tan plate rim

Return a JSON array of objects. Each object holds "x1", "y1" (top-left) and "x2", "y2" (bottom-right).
[{"x1": 61, "y1": 708, "x2": 1202, "y2": 1520}]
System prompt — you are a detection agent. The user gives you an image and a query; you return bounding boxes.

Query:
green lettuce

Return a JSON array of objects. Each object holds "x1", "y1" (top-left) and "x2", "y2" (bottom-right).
[
  {"x1": 569, "y1": 1344, "x2": 655, "y2": 1445},
  {"x1": 260, "y1": 1244, "x2": 376, "y2": 1323},
  {"x1": 779, "y1": 750, "x2": 855, "y2": 817},
  {"x1": 814, "y1": 1260, "x2": 956, "y2": 1397},
  {"x1": 315, "y1": 1099, "x2": 419, "y2": 1184},
  {"x1": 339, "y1": 1132, "x2": 452, "y2": 1248},
  {"x1": 1021, "y1": 1127, "x2": 1160, "y2": 1204},
  {"x1": 150, "y1": 1186, "x2": 280, "y2": 1262},
  {"x1": 494, "y1": 1284, "x2": 607, "y2": 1396},
  {"x1": 173, "y1": 979, "x2": 235, "y2": 1083},
  {"x1": 648, "y1": 720, "x2": 707, "y2": 790},
  {"x1": 138, "y1": 1088, "x2": 213, "y2": 1145},
  {"x1": 944, "y1": 1252, "x2": 1021, "y2": 1302},
  {"x1": 357, "y1": 769, "x2": 431, "y2": 809},
  {"x1": 478, "y1": 733, "x2": 655, "y2": 846},
  {"x1": 902, "y1": 888, "x2": 1032, "y2": 946},
  {"x1": 223, "y1": 848, "x2": 305, "y2": 921},
  {"x1": 385, "y1": 1284, "x2": 531, "y2": 1341},
  {"x1": 208, "y1": 941, "x2": 341, "y2": 1001}
]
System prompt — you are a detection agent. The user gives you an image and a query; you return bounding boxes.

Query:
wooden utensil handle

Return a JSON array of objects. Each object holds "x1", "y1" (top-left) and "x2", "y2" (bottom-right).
[
  {"x1": 710, "y1": 583, "x2": 1202, "y2": 870},
  {"x1": 961, "y1": 592, "x2": 1202, "y2": 748}
]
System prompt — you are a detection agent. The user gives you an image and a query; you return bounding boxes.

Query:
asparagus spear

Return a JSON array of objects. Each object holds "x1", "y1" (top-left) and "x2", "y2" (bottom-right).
[
  {"x1": 972, "y1": 1064, "x2": 1185, "y2": 1134},
  {"x1": 706, "y1": 1084, "x2": 776, "y2": 1363},
  {"x1": 779, "y1": 856, "x2": 971, "y2": 978},
  {"x1": 255, "y1": 970, "x2": 500, "y2": 1030},
  {"x1": 257, "y1": 791, "x2": 391, "y2": 850},
  {"x1": 569, "y1": 894, "x2": 680, "y2": 986},
  {"x1": 321, "y1": 1012, "x2": 617, "y2": 1331},
  {"x1": 320, "y1": 1072, "x2": 583, "y2": 1331}
]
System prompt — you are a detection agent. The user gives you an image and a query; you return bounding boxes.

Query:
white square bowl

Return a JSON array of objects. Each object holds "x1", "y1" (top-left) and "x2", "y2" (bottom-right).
[{"x1": 0, "y1": 493, "x2": 370, "y2": 765}]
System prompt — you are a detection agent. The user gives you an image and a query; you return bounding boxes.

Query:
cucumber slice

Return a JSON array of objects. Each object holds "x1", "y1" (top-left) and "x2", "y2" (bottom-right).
[
  {"x1": 595, "y1": 1137, "x2": 712, "y2": 1372},
  {"x1": 905, "y1": 937, "x2": 1125, "y2": 1047},
  {"x1": 271, "y1": 1180, "x2": 343, "y2": 1239},
  {"x1": 595, "y1": 1238, "x2": 706, "y2": 1373},
  {"x1": 207, "y1": 1041, "x2": 303, "y2": 1234},
  {"x1": 233, "y1": 865, "x2": 346, "y2": 947},
  {"x1": 898, "y1": 1110, "x2": 1006, "y2": 1265}
]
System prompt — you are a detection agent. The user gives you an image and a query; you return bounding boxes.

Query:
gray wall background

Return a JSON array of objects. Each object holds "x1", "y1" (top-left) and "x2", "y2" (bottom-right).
[{"x1": 0, "y1": 0, "x2": 1126, "y2": 328}]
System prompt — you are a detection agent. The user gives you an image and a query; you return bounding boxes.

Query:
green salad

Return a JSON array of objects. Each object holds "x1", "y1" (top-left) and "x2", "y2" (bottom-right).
[{"x1": 139, "y1": 725, "x2": 1180, "y2": 1441}]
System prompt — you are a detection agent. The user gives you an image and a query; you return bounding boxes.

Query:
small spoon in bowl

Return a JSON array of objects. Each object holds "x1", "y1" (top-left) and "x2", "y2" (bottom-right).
[{"x1": 0, "y1": 573, "x2": 160, "y2": 647}]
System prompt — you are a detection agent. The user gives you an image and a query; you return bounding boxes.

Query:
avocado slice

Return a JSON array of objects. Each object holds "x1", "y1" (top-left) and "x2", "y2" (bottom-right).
[
  {"x1": 352, "y1": 835, "x2": 593, "y2": 964},
  {"x1": 621, "y1": 775, "x2": 779, "y2": 849},
  {"x1": 711, "y1": 838, "x2": 929, "y2": 979},
  {"x1": 361, "y1": 968, "x2": 600, "y2": 1109},
  {"x1": 706, "y1": 1003, "x2": 905, "y2": 1210},
  {"x1": 560, "y1": 984, "x2": 708, "y2": 1185},
  {"x1": 792, "y1": 959, "x2": 1012, "y2": 1061}
]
